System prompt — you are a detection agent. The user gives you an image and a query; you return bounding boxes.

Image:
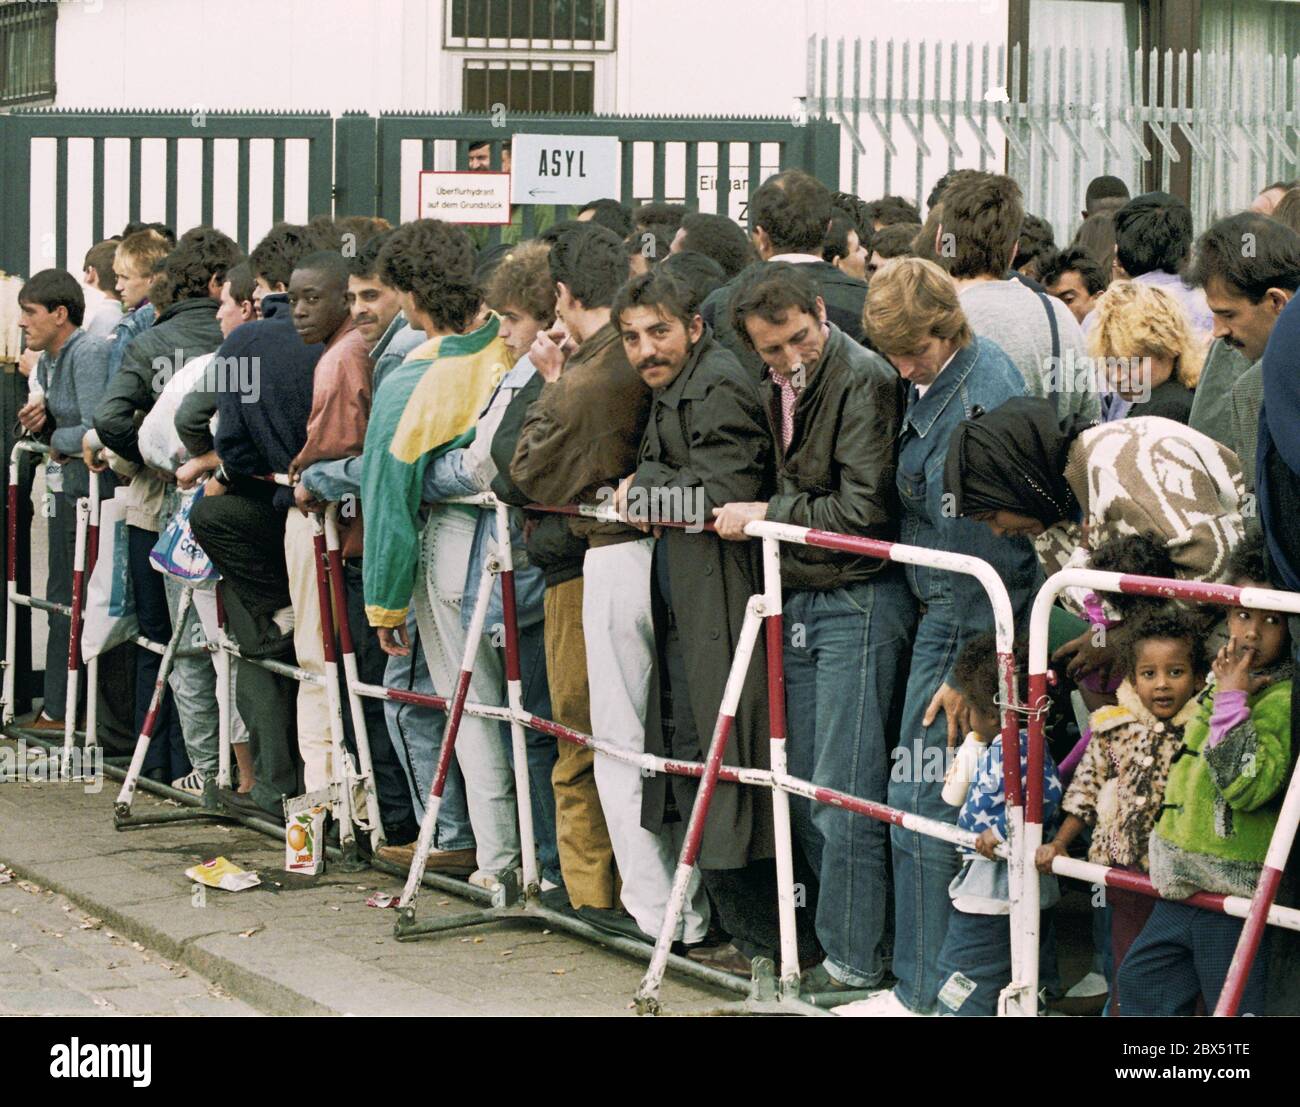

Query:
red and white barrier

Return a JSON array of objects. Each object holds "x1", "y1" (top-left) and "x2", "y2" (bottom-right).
[{"x1": 1027, "y1": 568, "x2": 1300, "y2": 1017}]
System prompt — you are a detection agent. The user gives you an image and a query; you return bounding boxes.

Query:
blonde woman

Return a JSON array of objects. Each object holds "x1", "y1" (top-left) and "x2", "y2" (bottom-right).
[{"x1": 1088, "y1": 280, "x2": 1206, "y2": 424}]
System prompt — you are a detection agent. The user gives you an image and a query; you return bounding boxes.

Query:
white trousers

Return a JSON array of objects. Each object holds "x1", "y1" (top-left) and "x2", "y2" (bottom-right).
[{"x1": 583, "y1": 538, "x2": 709, "y2": 942}]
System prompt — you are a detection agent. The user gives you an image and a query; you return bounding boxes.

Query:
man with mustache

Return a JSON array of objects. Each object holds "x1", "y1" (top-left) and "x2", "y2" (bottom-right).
[
  {"x1": 1187, "y1": 213, "x2": 1300, "y2": 491},
  {"x1": 612, "y1": 267, "x2": 820, "y2": 974},
  {"x1": 511, "y1": 223, "x2": 711, "y2": 946}
]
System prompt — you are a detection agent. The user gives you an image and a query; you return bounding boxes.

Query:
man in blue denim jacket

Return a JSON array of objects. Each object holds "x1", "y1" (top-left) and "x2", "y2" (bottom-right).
[{"x1": 858, "y1": 257, "x2": 1041, "y2": 1015}]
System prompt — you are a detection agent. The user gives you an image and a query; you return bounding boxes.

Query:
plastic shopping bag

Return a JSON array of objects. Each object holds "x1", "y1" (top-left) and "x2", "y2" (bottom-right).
[
  {"x1": 149, "y1": 485, "x2": 217, "y2": 586},
  {"x1": 81, "y1": 495, "x2": 138, "y2": 661}
]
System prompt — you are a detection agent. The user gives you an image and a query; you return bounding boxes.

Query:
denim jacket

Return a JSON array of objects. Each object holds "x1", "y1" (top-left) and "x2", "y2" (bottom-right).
[
  {"x1": 896, "y1": 336, "x2": 1041, "y2": 644},
  {"x1": 418, "y1": 357, "x2": 547, "y2": 631}
]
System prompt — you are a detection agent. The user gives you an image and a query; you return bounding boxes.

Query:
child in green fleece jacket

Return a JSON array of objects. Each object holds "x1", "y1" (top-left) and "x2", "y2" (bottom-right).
[{"x1": 1117, "y1": 534, "x2": 1293, "y2": 1015}]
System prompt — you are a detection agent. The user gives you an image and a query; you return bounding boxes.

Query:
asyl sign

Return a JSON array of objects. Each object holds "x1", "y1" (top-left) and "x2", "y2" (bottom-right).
[{"x1": 538, "y1": 148, "x2": 589, "y2": 178}]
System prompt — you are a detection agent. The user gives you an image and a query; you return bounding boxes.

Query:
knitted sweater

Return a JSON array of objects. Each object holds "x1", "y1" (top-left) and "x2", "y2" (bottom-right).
[
  {"x1": 1150, "y1": 667, "x2": 1293, "y2": 900},
  {"x1": 1064, "y1": 680, "x2": 1197, "y2": 871},
  {"x1": 1034, "y1": 416, "x2": 1245, "y2": 590}
]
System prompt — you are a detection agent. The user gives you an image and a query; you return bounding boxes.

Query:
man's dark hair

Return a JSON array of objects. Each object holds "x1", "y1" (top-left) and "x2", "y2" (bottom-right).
[
  {"x1": 19, "y1": 269, "x2": 85, "y2": 327},
  {"x1": 822, "y1": 214, "x2": 856, "y2": 265},
  {"x1": 377, "y1": 218, "x2": 480, "y2": 331},
  {"x1": 868, "y1": 222, "x2": 921, "y2": 259},
  {"x1": 1264, "y1": 179, "x2": 1298, "y2": 195},
  {"x1": 305, "y1": 214, "x2": 347, "y2": 252},
  {"x1": 1085, "y1": 175, "x2": 1130, "y2": 212},
  {"x1": 292, "y1": 249, "x2": 351, "y2": 287},
  {"x1": 677, "y1": 212, "x2": 757, "y2": 279},
  {"x1": 225, "y1": 260, "x2": 256, "y2": 305},
  {"x1": 730, "y1": 262, "x2": 821, "y2": 351},
  {"x1": 661, "y1": 249, "x2": 727, "y2": 305},
  {"x1": 1119, "y1": 606, "x2": 1207, "y2": 681},
  {"x1": 536, "y1": 219, "x2": 586, "y2": 246},
  {"x1": 953, "y1": 633, "x2": 1003, "y2": 718},
  {"x1": 549, "y1": 223, "x2": 625, "y2": 310},
  {"x1": 748, "y1": 169, "x2": 832, "y2": 255},
  {"x1": 1113, "y1": 192, "x2": 1194, "y2": 277},
  {"x1": 120, "y1": 221, "x2": 176, "y2": 246},
  {"x1": 164, "y1": 227, "x2": 242, "y2": 300},
  {"x1": 1040, "y1": 245, "x2": 1108, "y2": 296},
  {"x1": 926, "y1": 169, "x2": 981, "y2": 213},
  {"x1": 250, "y1": 223, "x2": 320, "y2": 290},
  {"x1": 1071, "y1": 210, "x2": 1118, "y2": 271},
  {"x1": 337, "y1": 215, "x2": 393, "y2": 250},
  {"x1": 831, "y1": 191, "x2": 873, "y2": 237},
  {"x1": 624, "y1": 224, "x2": 674, "y2": 264},
  {"x1": 468, "y1": 138, "x2": 492, "y2": 152},
  {"x1": 347, "y1": 231, "x2": 392, "y2": 280},
  {"x1": 578, "y1": 198, "x2": 633, "y2": 237},
  {"x1": 633, "y1": 202, "x2": 688, "y2": 232},
  {"x1": 1227, "y1": 529, "x2": 1270, "y2": 586},
  {"x1": 937, "y1": 171, "x2": 1024, "y2": 280},
  {"x1": 865, "y1": 194, "x2": 922, "y2": 228},
  {"x1": 474, "y1": 241, "x2": 515, "y2": 287},
  {"x1": 1188, "y1": 212, "x2": 1300, "y2": 302},
  {"x1": 1013, "y1": 213, "x2": 1056, "y2": 274},
  {"x1": 1089, "y1": 534, "x2": 1177, "y2": 618},
  {"x1": 84, "y1": 240, "x2": 119, "y2": 294},
  {"x1": 611, "y1": 267, "x2": 701, "y2": 334}
]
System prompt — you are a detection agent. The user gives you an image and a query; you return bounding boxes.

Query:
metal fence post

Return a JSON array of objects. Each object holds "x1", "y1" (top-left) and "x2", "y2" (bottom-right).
[
  {"x1": 334, "y1": 112, "x2": 379, "y2": 217},
  {"x1": 804, "y1": 118, "x2": 842, "y2": 191}
]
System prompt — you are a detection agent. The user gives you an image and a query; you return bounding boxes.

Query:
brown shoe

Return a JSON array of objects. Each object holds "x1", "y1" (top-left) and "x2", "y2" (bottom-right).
[
  {"x1": 375, "y1": 844, "x2": 477, "y2": 876},
  {"x1": 27, "y1": 713, "x2": 65, "y2": 731},
  {"x1": 686, "y1": 941, "x2": 754, "y2": 977}
]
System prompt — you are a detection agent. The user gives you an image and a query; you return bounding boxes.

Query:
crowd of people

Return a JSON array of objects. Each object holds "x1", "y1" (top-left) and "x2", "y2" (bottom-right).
[{"x1": 13, "y1": 152, "x2": 1300, "y2": 1017}]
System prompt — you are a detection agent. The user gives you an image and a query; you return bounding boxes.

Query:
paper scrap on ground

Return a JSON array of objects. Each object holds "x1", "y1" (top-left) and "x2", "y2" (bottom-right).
[
  {"x1": 366, "y1": 892, "x2": 399, "y2": 909},
  {"x1": 185, "y1": 856, "x2": 261, "y2": 892}
]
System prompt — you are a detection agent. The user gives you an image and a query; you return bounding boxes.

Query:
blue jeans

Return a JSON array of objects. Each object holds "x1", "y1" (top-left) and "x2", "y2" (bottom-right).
[
  {"x1": 935, "y1": 906, "x2": 1060, "y2": 1016},
  {"x1": 383, "y1": 608, "x2": 474, "y2": 852},
  {"x1": 498, "y1": 619, "x2": 561, "y2": 886},
  {"x1": 888, "y1": 610, "x2": 966, "y2": 1012},
  {"x1": 784, "y1": 568, "x2": 916, "y2": 987}
]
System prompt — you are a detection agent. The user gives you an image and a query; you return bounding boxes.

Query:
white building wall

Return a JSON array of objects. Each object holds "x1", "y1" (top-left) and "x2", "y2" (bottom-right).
[{"x1": 25, "y1": 0, "x2": 1010, "y2": 276}]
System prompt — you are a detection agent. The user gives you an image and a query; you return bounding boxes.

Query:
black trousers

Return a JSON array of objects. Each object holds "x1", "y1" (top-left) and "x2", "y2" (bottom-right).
[
  {"x1": 342, "y1": 558, "x2": 418, "y2": 843},
  {"x1": 654, "y1": 545, "x2": 821, "y2": 964},
  {"x1": 192, "y1": 491, "x2": 298, "y2": 814},
  {"x1": 190, "y1": 488, "x2": 290, "y2": 618}
]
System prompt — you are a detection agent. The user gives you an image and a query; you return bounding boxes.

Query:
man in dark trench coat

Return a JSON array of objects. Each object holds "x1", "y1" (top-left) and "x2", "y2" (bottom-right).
[{"x1": 610, "y1": 268, "x2": 821, "y2": 973}]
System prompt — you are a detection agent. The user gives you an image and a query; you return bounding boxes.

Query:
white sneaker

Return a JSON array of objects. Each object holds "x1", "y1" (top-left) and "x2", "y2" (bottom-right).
[
  {"x1": 468, "y1": 867, "x2": 524, "y2": 892},
  {"x1": 1062, "y1": 970, "x2": 1109, "y2": 999},
  {"x1": 171, "y1": 770, "x2": 205, "y2": 796},
  {"x1": 832, "y1": 988, "x2": 929, "y2": 1017}
]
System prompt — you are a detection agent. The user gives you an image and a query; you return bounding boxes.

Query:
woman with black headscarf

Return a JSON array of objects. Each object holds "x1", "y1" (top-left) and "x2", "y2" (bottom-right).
[
  {"x1": 945, "y1": 397, "x2": 1245, "y2": 585},
  {"x1": 945, "y1": 396, "x2": 1246, "y2": 682}
]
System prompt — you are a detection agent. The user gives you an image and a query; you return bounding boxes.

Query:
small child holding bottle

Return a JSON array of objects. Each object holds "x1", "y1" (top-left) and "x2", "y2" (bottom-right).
[
  {"x1": 934, "y1": 635, "x2": 1062, "y2": 1016},
  {"x1": 1036, "y1": 605, "x2": 1206, "y2": 1014},
  {"x1": 1118, "y1": 533, "x2": 1293, "y2": 1016}
]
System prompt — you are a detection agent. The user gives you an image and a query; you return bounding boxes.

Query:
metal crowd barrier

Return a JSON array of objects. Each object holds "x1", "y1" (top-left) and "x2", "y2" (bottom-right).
[
  {"x1": 12, "y1": 453, "x2": 1296, "y2": 1017},
  {"x1": 1028, "y1": 568, "x2": 1300, "y2": 1017}
]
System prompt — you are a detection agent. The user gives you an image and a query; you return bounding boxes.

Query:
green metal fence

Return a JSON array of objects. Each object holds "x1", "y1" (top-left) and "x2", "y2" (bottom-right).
[{"x1": 0, "y1": 108, "x2": 839, "y2": 276}]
